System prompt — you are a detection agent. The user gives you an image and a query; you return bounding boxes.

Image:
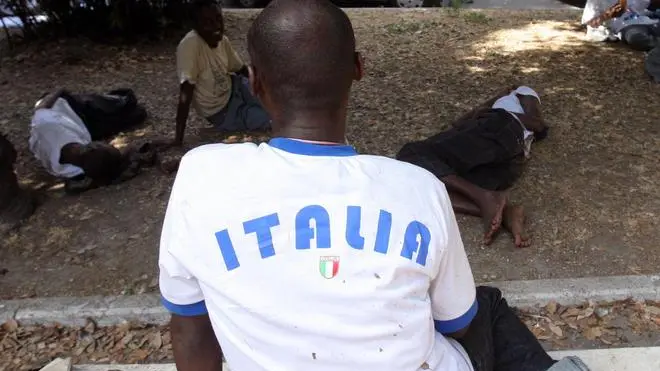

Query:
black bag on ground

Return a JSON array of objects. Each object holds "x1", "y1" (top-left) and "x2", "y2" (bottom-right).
[
  {"x1": 61, "y1": 88, "x2": 148, "y2": 141},
  {"x1": 646, "y1": 45, "x2": 660, "y2": 83},
  {"x1": 621, "y1": 24, "x2": 660, "y2": 52}
]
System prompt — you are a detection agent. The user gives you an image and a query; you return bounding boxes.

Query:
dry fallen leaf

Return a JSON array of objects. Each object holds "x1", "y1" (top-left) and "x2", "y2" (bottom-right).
[
  {"x1": 1, "y1": 319, "x2": 19, "y2": 332},
  {"x1": 583, "y1": 326, "x2": 603, "y2": 340},
  {"x1": 150, "y1": 332, "x2": 163, "y2": 350},
  {"x1": 646, "y1": 306, "x2": 660, "y2": 316},
  {"x1": 548, "y1": 323, "x2": 563, "y2": 337},
  {"x1": 577, "y1": 307, "x2": 594, "y2": 321},
  {"x1": 545, "y1": 301, "x2": 559, "y2": 315}
]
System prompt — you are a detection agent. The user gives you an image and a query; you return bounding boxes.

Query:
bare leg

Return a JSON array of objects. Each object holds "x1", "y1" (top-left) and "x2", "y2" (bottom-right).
[
  {"x1": 449, "y1": 189, "x2": 530, "y2": 248},
  {"x1": 441, "y1": 174, "x2": 506, "y2": 245},
  {"x1": 502, "y1": 205, "x2": 531, "y2": 248},
  {"x1": 448, "y1": 190, "x2": 481, "y2": 217}
]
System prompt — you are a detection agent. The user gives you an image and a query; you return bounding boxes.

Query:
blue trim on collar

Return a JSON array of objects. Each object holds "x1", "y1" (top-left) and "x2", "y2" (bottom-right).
[{"x1": 269, "y1": 137, "x2": 357, "y2": 157}]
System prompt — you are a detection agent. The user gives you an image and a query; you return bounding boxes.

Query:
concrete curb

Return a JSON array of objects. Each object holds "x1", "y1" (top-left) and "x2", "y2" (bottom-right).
[
  {"x1": 487, "y1": 274, "x2": 660, "y2": 308},
  {"x1": 1, "y1": 274, "x2": 658, "y2": 326}
]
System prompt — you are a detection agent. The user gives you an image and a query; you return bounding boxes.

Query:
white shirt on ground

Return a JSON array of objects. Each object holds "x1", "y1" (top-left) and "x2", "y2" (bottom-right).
[
  {"x1": 29, "y1": 97, "x2": 91, "y2": 178},
  {"x1": 159, "y1": 138, "x2": 477, "y2": 371}
]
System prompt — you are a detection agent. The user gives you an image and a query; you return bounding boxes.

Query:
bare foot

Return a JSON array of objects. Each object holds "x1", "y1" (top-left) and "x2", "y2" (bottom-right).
[
  {"x1": 481, "y1": 191, "x2": 507, "y2": 245},
  {"x1": 503, "y1": 205, "x2": 530, "y2": 248}
]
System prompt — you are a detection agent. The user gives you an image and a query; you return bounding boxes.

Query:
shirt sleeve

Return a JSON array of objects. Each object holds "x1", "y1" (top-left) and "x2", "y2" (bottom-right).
[
  {"x1": 224, "y1": 37, "x2": 245, "y2": 73},
  {"x1": 176, "y1": 36, "x2": 200, "y2": 85},
  {"x1": 158, "y1": 159, "x2": 208, "y2": 316},
  {"x1": 429, "y1": 184, "x2": 478, "y2": 334}
]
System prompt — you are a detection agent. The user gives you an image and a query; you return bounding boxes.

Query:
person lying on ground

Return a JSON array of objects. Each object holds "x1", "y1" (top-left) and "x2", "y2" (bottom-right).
[
  {"x1": 173, "y1": 0, "x2": 271, "y2": 146},
  {"x1": 582, "y1": 0, "x2": 660, "y2": 50},
  {"x1": 158, "y1": 1, "x2": 589, "y2": 371},
  {"x1": 396, "y1": 86, "x2": 549, "y2": 248},
  {"x1": 29, "y1": 89, "x2": 157, "y2": 194},
  {"x1": 0, "y1": 133, "x2": 36, "y2": 229}
]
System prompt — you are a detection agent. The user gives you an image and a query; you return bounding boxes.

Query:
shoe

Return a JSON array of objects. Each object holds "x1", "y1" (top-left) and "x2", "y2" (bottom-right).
[{"x1": 548, "y1": 356, "x2": 591, "y2": 371}]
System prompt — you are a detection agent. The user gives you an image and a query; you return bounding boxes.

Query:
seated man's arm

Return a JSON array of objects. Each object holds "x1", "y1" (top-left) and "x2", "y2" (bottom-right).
[
  {"x1": 225, "y1": 39, "x2": 248, "y2": 77},
  {"x1": 175, "y1": 82, "x2": 195, "y2": 146},
  {"x1": 429, "y1": 183, "x2": 479, "y2": 339},
  {"x1": 159, "y1": 162, "x2": 222, "y2": 371},
  {"x1": 174, "y1": 39, "x2": 201, "y2": 146}
]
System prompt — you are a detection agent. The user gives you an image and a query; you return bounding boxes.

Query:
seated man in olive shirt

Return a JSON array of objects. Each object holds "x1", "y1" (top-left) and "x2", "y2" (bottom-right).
[{"x1": 174, "y1": 0, "x2": 271, "y2": 146}]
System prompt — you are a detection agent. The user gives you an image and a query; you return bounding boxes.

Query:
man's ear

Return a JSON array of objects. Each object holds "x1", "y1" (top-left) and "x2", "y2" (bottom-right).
[{"x1": 354, "y1": 52, "x2": 364, "y2": 82}]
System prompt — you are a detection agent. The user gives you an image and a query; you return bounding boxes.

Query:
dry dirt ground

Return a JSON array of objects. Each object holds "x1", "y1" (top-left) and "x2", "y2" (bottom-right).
[
  {"x1": 0, "y1": 9, "x2": 659, "y2": 299},
  {"x1": 1, "y1": 299, "x2": 659, "y2": 370}
]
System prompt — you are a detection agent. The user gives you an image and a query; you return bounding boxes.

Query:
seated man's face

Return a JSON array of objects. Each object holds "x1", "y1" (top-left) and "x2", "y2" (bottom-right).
[{"x1": 195, "y1": 5, "x2": 224, "y2": 48}]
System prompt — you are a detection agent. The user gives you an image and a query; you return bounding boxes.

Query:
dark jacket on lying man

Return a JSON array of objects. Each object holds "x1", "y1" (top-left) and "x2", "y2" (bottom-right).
[
  {"x1": 398, "y1": 108, "x2": 527, "y2": 192},
  {"x1": 28, "y1": 89, "x2": 153, "y2": 194},
  {"x1": 397, "y1": 86, "x2": 548, "y2": 192}
]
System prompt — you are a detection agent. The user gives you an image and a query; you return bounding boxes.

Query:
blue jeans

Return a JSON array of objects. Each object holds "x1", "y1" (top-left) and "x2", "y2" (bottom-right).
[{"x1": 207, "y1": 75, "x2": 271, "y2": 132}]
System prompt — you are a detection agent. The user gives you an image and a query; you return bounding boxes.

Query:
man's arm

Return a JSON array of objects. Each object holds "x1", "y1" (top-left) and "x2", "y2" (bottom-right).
[
  {"x1": 451, "y1": 86, "x2": 517, "y2": 128},
  {"x1": 175, "y1": 37, "x2": 202, "y2": 146},
  {"x1": 159, "y1": 160, "x2": 222, "y2": 370},
  {"x1": 174, "y1": 82, "x2": 195, "y2": 146},
  {"x1": 225, "y1": 38, "x2": 247, "y2": 76},
  {"x1": 34, "y1": 88, "x2": 66, "y2": 110},
  {"x1": 171, "y1": 314, "x2": 223, "y2": 371},
  {"x1": 428, "y1": 182, "x2": 479, "y2": 339}
]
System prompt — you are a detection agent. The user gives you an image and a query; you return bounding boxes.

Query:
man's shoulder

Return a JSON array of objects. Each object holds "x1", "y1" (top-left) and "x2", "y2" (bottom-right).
[
  {"x1": 356, "y1": 154, "x2": 444, "y2": 186},
  {"x1": 180, "y1": 142, "x2": 259, "y2": 166},
  {"x1": 177, "y1": 30, "x2": 202, "y2": 52}
]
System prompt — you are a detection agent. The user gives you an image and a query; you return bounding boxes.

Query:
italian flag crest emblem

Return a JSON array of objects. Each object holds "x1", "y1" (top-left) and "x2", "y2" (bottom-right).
[{"x1": 319, "y1": 256, "x2": 340, "y2": 279}]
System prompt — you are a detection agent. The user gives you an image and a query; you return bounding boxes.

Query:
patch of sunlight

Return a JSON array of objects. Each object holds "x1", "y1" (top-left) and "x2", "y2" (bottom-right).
[
  {"x1": 110, "y1": 135, "x2": 129, "y2": 149},
  {"x1": 520, "y1": 67, "x2": 541, "y2": 74},
  {"x1": 110, "y1": 128, "x2": 148, "y2": 149},
  {"x1": 467, "y1": 66, "x2": 487, "y2": 73},
  {"x1": 47, "y1": 182, "x2": 64, "y2": 191},
  {"x1": 472, "y1": 21, "x2": 584, "y2": 55},
  {"x1": 45, "y1": 226, "x2": 72, "y2": 246}
]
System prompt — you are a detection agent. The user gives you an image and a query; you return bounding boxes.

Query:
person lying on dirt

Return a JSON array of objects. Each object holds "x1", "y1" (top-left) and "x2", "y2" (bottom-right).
[
  {"x1": 158, "y1": 2, "x2": 589, "y2": 371},
  {"x1": 173, "y1": 0, "x2": 271, "y2": 146},
  {"x1": 0, "y1": 133, "x2": 36, "y2": 229},
  {"x1": 29, "y1": 89, "x2": 158, "y2": 194},
  {"x1": 396, "y1": 86, "x2": 549, "y2": 248},
  {"x1": 582, "y1": 0, "x2": 660, "y2": 51}
]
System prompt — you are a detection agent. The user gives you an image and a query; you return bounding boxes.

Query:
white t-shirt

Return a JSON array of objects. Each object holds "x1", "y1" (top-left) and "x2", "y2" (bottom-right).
[
  {"x1": 159, "y1": 138, "x2": 477, "y2": 371},
  {"x1": 29, "y1": 98, "x2": 91, "y2": 178}
]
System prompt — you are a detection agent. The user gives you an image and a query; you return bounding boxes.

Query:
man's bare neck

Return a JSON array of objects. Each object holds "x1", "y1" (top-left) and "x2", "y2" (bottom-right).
[{"x1": 273, "y1": 115, "x2": 346, "y2": 144}]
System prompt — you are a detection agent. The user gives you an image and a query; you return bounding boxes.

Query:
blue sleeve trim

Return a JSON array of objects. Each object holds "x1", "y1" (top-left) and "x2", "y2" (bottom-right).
[
  {"x1": 161, "y1": 296, "x2": 208, "y2": 316},
  {"x1": 434, "y1": 299, "x2": 479, "y2": 334}
]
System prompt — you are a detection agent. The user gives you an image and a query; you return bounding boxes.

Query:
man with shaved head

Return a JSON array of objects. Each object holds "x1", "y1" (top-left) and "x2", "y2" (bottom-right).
[{"x1": 158, "y1": 1, "x2": 590, "y2": 371}]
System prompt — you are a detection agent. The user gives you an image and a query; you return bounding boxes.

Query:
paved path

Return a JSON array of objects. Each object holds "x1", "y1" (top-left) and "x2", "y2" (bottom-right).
[
  {"x1": 69, "y1": 347, "x2": 660, "y2": 371},
  {"x1": 464, "y1": 0, "x2": 578, "y2": 9}
]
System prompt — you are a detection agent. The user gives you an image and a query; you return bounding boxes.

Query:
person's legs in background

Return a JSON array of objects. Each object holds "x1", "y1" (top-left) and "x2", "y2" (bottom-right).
[
  {"x1": 206, "y1": 75, "x2": 271, "y2": 133},
  {"x1": 397, "y1": 137, "x2": 509, "y2": 245},
  {"x1": 0, "y1": 134, "x2": 36, "y2": 225}
]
